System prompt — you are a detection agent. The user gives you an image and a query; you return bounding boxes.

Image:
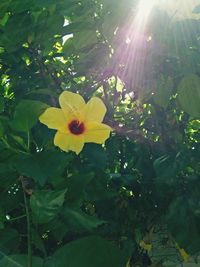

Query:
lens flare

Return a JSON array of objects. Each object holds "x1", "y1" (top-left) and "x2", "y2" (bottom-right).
[
  {"x1": 112, "y1": 0, "x2": 200, "y2": 97},
  {"x1": 113, "y1": 0, "x2": 157, "y2": 91},
  {"x1": 137, "y1": 0, "x2": 156, "y2": 19}
]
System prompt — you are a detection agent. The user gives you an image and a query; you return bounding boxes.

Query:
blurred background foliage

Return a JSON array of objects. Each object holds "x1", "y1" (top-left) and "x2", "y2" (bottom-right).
[{"x1": 0, "y1": 0, "x2": 200, "y2": 266}]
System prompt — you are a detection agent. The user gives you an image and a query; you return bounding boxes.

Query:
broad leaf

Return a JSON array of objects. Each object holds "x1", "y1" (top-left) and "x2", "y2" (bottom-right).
[
  {"x1": 166, "y1": 197, "x2": 200, "y2": 254},
  {"x1": 0, "y1": 254, "x2": 43, "y2": 267},
  {"x1": 0, "y1": 228, "x2": 19, "y2": 255},
  {"x1": 15, "y1": 151, "x2": 70, "y2": 185},
  {"x1": 82, "y1": 144, "x2": 108, "y2": 169},
  {"x1": 62, "y1": 207, "x2": 105, "y2": 231},
  {"x1": 177, "y1": 74, "x2": 200, "y2": 118},
  {"x1": 65, "y1": 172, "x2": 94, "y2": 206},
  {"x1": 153, "y1": 76, "x2": 173, "y2": 109},
  {"x1": 30, "y1": 189, "x2": 66, "y2": 224},
  {"x1": 11, "y1": 100, "x2": 48, "y2": 132},
  {"x1": 51, "y1": 236, "x2": 128, "y2": 267}
]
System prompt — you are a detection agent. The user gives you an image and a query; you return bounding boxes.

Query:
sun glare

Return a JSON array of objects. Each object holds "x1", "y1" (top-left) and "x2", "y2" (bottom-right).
[
  {"x1": 114, "y1": 0, "x2": 200, "y2": 92},
  {"x1": 137, "y1": 0, "x2": 156, "y2": 17},
  {"x1": 135, "y1": 0, "x2": 157, "y2": 29}
]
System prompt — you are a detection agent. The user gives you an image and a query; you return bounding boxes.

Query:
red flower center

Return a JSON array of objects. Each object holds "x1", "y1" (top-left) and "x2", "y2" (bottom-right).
[{"x1": 68, "y1": 120, "x2": 85, "y2": 135}]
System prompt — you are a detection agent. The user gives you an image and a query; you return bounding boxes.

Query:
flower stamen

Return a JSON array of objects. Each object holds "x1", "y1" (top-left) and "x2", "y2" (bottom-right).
[{"x1": 68, "y1": 120, "x2": 85, "y2": 135}]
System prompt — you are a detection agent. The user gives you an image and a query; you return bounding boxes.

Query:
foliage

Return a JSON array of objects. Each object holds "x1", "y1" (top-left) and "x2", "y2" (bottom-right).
[{"x1": 0, "y1": 0, "x2": 200, "y2": 266}]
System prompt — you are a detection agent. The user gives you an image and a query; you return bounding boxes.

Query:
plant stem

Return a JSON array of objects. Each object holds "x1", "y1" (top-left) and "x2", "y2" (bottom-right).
[
  {"x1": 23, "y1": 189, "x2": 32, "y2": 267},
  {"x1": 8, "y1": 214, "x2": 26, "y2": 221},
  {"x1": 1, "y1": 137, "x2": 30, "y2": 155},
  {"x1": 27, "y1": 131, "x2": 30, "y2": 151}
]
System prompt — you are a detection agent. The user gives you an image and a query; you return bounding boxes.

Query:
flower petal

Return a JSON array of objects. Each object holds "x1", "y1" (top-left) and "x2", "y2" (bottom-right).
[
  {"x1": 54, "y1": 131, "x2": 84, "y2": 154},
  {"x1": 59, "y1": 91, "x2": 85, "y2": 119},
  {"x1": 84, "y1": 121, "x2": 112, "y2": 144},
  {"x1": 39, "y1": 107, "x2": 67, "y2": 132},
  {"x1": 83, "y1": 97, "x2": 107, "y2": 123}
]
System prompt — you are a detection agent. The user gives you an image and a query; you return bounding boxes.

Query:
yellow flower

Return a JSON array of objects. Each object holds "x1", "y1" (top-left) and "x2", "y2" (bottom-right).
[
  {"x1": 139, "y1": 240, "x2": 152, "y2": 252},
  {"x1": 175, "y1": 243, "x2": 190, "y2": 262},
  {"x1": 39, "y1": 91, "x2": 112, "y2": 154}
]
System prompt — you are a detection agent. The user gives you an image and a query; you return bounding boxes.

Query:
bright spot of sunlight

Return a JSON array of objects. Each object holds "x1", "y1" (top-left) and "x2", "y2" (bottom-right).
[
  {"x1": 136, "y1": 0, "x2": 200, "y2": 22},
  {"x1": 137, "y1": 0, "x2": 156, "y2": 18}
]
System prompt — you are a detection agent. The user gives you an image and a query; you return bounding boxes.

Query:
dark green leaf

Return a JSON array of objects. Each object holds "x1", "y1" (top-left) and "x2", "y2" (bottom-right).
[
  {"x1": 62, "y1": 207, "x2": 105, "y2": 231},
  {"x1": 153, "y1": 76, "x2": 173, "y2": 109},
  {"x1": 153, "y1": 155, "x2": 176, "y2": 180},
  {"x1": 82, "y1": 144, "x2": 108, "y2": 169},
  {"x1": 32, "y1": 229, "x2": 46, "y2": 255},
  {"x1": 51, "y1": 236, "x2": 128, "y2": 267},
  {"x1": 166, "y1": 197, "x2": 200, "y2": 254},
  {"x1": 30, "y1": 189, "x2": 66, "y2": 224},
  {"x1": 0, "y1": 228, "x2": 19, "y2": 255},
  {"x1": 65, "y1": 172, "x2": 94, "y2": 206},
  {"x1": 11, "y1": 100, "x2": 49, "y2": 132},
  {"x1": 74, "y1": 30, "x2": 97, "y2": 50},
  {"x1": 0, "y1": 97, "x2": 5, "y2": 113},
  {"x1": 0, "y1": 254, "x2": 43, "y2": 267},
  {"x1": 15, "y1": 151, "x2": 70, "y2": 185}
]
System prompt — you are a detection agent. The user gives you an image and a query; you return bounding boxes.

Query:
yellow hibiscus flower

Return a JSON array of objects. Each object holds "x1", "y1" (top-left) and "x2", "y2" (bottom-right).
[{"x1": 39, "y1": 91, "x2": 112, "y2": 154}]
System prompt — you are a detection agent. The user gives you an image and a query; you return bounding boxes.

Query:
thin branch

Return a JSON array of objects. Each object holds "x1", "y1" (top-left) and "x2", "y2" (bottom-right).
[
  {"x1": 22, "y1": 182, "x2": 32, "y2": 267},
  {"x1": 8, "y1": 214, "x2": 26, "y2": 222},
  {"x1": 106, "y1": 118, "x2": 146, "y2": 142}
]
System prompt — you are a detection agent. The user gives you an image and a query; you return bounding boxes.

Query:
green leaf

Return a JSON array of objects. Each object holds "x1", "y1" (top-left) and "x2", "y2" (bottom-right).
[
  {"x1": 9, "y1": 134, "x2": 28, "y2": 151},
  {"x1": 73, "y1": 30, "x2": 97, "y2": 51},
  {"x1": 30, "y1": 189, "x2": 66, "y2": 224},
  {"x1": 0, "y1": 121, "x2": 4, "y2": 137},
  {"x1": 153, "y1": 76, "x2": 173, "y2": 109},
  {"x1": 63, "y1": 37, "x2": 75, "y2": 57},
  {"x1": 85, "y1": 174, "x2": 115, "y2": 201},
  {"x1": 82, "y1": 144, "x2": 108, "y2": 169},
  {"x1": 61, "y1": 21, "x2": 94, "y2": 35},
  {"x1": 15, "y1": 151, "x2": 70, "y2": 185},
  {"x1": 0, "y1": 12, "x2": 9, "y2": 26},
  {"x1": 0, "y1": 221, "x2": 4, "y2": 230},
  {"x1": 166, "y1": 197, "x2": 200, "y2": 254},
  {"x1": 32, "y1": 229, "x2": 46, "y2": 255},
  {"x1": 65, "y1": 172, "x2": 94, "y2": 206},
  {"x1": 0, "y1": 97, "x2": 5, "y2": 113},
  {"x1": 1, "y1": 13, "x2": 32, "y2": 52},
  {"x1": 27, "y1": 88, "x2": 57, "y2": 97},
  {"x1": 62, "y1": 207, "x2": 105, "y2": 231},
  {"x1": 177, "y1": 74, "x2": 200, "y2": 118},
  {"x1": 153, "y1": 155, "x2": 176, "y2": 180},
  {"x1": 0, "y1": 254, "x2": 43, "y2": 267},
  {"x1": 51, "y1": 236, "x2": 128, "y2": 267},
  {"x1": 11, "y1": 100, "x2": 49, "y2": 132},
  {"x1": 102, "y1": 0, "x2": 133, "y2": 41},
  {"x1": 0, "y1": 228, "x2": 19, "y2": 255}
]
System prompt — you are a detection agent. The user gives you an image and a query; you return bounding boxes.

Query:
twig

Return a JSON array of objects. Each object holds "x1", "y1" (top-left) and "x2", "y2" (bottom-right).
[
  {"x1": 22, "y1": 182, "x2": 32, "y2": 267},
  {"x1": 8, "y1": 214, "x2": 26, "y2": 222},
  {"x1": 105, "y1": 118, "x2": 145, "y2": 142}
]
